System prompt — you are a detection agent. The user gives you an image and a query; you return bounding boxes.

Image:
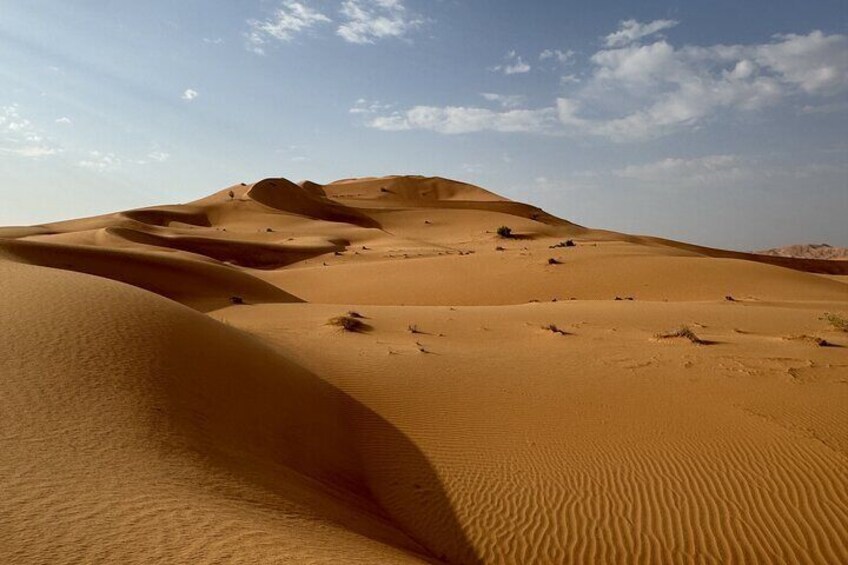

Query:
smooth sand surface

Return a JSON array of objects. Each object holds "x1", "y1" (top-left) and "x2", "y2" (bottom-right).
[{"x1": 2, "y1": 176, "x2": 846, "y2": 564}]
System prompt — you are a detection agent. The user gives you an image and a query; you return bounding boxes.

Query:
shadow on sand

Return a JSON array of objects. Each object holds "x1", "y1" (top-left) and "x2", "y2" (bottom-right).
[{"x1": 157, "y1": 314, "x2": 481, "y2": 564}]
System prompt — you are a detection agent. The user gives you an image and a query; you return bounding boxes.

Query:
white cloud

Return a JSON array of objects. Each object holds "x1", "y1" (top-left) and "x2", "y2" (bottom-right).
[
  {"x1": 752, "y1": 31, "x2": 848, "y2": 94},
  {"x1": 181, "y1": 88, "x2": 198, "y2": 101},
  {"x1": 337, "y1": 0, "x2": 423, "y2": 44},
  {"x1": 349, "y1": 98, "x2": 394, "y2": 114},
  {"x1": 2, "y1": 146, "x2": 57, "y2": 158},
  {"x1": 367, "y1": 105, "x2": 557, "y2": 134},
  {"x1": 480, "y1": 92, "x2": 526, "y2": 109},
  {"x1": 246, "y1": 1, "x2": 331, "y2": 53},
  {"x1": 615, "y1": 155, "x2": 746, "y2": 186},
  {"x1": 55, "y1": 116, "x2": 72, "y2": 125},
  {"x1": 146, "y1": 150, "x2": 170, "y2": 163},
  {"x1": 78, "y1": 150, "x2": 120, "y2": 172},
  {"x1": 539, "y1": 49, "x2": 575, "y2": 65},
  {"x1": 490, "y1": 50, "x2": 531, "y2": 75},
  {"x1": 364, "y1": 28, "x2": 848, "y2": 141},
  {"x1": 604, "y1": 18, "x2": 678, "y2": 47},
  {"x1": 0, "y1": 105, "x2": 59, "y2": 159}
]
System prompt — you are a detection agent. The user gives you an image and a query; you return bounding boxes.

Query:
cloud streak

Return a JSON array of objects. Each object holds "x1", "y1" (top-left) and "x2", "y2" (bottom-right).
[
  {"x1": 337, "y1": 0, "x2": 423, "y2": 44},
  {"x1": 490, "y1": 51, "x2": 531, "y2": 75},
  {"x1": 604, "y1": 19, "x2": 678, "y2": 47},
  {"x1": 246, "y1": 1, "x2": 330, "y2": 53}
]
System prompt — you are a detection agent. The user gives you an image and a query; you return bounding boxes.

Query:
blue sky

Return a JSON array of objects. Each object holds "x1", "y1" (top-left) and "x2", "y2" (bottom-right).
[{"x1": 1, "y1": 0, "x2": 846, "y2": 249}]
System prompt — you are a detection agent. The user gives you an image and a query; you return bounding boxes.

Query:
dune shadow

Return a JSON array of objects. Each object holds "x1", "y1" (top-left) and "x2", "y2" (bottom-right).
[{"x1": 156, "y1": 316, "x2": 481, "y2": 564}]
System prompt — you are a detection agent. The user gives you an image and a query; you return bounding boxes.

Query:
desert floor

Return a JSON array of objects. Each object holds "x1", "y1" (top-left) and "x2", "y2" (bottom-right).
[{"x1": 1, "y1": 176, "x2": 846, "y2": 564}]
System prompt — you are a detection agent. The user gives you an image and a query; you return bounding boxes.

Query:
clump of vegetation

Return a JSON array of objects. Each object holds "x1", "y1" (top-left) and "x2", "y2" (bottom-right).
[
  {"x1": 548, "y1": 257, "x2": 562, "y2": 265},
  {"x1": 495, "y1": 246, "x2": 505, "y2": 251},
  {"x1": 543, "y1": 324, "x2": 569, "y2": 336},
  {"x1": 549, "y1": 240, "x2": 576, "y2": 248},
  {"x1": 228, "y1": 190, "x2": 235, "y2": 200},
  {"x1": 407, "y1": 324, "x2": 423, "y2": 334},
  {"x1": 496, "y1": 226, "x2": 514, "y2": 239},
  {"x1": 655, "y1": 325, "x2": 707, "y2": 345},
  {"x1": 229, "y1": 295, "x2": 244, "y2": 305},
  {"x1": 725, "y1": 295, "x2": 736, "y2": 302},
  {"x1": 821, "y1": 312, "x2": 848, "y2": 332},
  {"x1": 266, "y1": 227, "x2": 274, "y2": 232},
  {"x1": 328, "y1": 315, "x2": 368, "y2": 332}
]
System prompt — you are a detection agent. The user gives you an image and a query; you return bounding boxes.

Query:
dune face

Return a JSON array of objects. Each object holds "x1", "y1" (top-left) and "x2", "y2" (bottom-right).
[{"x1": 2, "y1": 175, "x2": 847, "y2": 564}]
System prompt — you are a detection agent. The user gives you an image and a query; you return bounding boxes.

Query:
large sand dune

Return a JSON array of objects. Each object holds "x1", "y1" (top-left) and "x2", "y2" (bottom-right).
[{"x1": 2, "y1": 175, "x2": 846, "y2": 564}]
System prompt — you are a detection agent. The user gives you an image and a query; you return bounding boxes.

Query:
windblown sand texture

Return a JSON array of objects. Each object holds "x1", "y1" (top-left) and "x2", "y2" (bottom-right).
[{"x1": 2, "y1": 176, "x2": 847, "y2": 564}]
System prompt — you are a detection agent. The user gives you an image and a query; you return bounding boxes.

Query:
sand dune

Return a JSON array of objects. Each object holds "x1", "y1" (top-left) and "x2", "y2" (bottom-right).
[{"x1": 2, "y1": 175, "x2": 846, "y2": 564}]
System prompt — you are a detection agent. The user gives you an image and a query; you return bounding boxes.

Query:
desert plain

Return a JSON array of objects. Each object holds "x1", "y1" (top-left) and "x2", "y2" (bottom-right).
[{"x1": 1, "y1": 175, "x2": 846, "y2": 564}]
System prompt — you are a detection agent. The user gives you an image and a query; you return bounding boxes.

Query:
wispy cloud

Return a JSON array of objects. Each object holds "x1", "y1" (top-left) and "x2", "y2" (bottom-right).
[
  {"x1": 246, "y1": 1, "x2": 331, "y2": 53},
  {"x1": 0, "y1": 105, "x2": 59, "y2": 158},
  {"x1": 181, "y1": 88, "x2": 198, "y2": 101},
  {"x1": 480, "y1": 93, "x2": 526, "y2": 109},
  {"x1": 604, "y1": 18, "x2": 678, "y2": 47},
  {"x1": 78, "y1": 150, "x2": 120, "y2": 172},
  {"x1": 366, "y1": 105, "x2": 558, "y2": 134},
  {"x1": 349, "y1": 98, "x2": 394, "y2": 114},
  {"x1": 55, "y1": 116, "x2": 72, "y2": 125},
  {"x1": 245, "y1": 0, "x2": 423, "y2": 52},
  {"x1": 490, "y1": 50, "x2": 531, "y2": 75},
  {"x1": 337, "y1": 0, "x2": 424, "y2": 44},
  {"x1": 539, "y1": 49, "x2": 575, "y2": 65}
]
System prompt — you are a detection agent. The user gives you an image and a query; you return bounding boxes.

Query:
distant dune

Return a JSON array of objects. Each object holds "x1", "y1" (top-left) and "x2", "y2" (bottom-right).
[
  {"x1": 756, "y1": 243, "x2": 848, "y2": 260},
  {"x1": 2, "y1": 176, "x2": 846, "y2": 564}
]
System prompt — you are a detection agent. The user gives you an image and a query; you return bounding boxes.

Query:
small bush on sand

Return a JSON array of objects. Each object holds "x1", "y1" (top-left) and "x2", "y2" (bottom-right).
[
  {"x1": 497, "y1": 226, "x2": 514, "y2": 239},
  {"x1": 543, "y1": 324, "x2": 569, "y2": 336},
  {"x1": 228, "y1": 190, "x2": 235, "y2": 200},
  {"x1": 328, "y1": 315, "x2": 367, "y2": 332},
  {"x1": 822, "y1": 312, "x2": 848, "y2": 332},
  {"x1": 785, "y1": 334, "x2": 833, "y2": 347},
  {"x1": 549, "y1": 240, "x2": 576, "y2": 248},
  {"x1": 548, "y1": 257, "x2": 562, "y2": 265},
  {"x1": 408, "y1": 324, "x2": 422, "y2": 334},
  {"x1": 655, "y1": 326, "x2": 706, "y2": 345}
]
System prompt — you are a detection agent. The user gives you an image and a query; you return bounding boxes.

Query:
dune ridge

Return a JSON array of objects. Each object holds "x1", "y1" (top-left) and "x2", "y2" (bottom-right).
[{"x1": 2, "y1": 175, "x2": 846, "y2": 564}]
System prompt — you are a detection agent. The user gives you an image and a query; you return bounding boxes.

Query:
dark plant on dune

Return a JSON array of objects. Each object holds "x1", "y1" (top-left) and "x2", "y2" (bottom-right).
[
  {"x1": 655, "y1": 325, "x2": 707, "y2": 345},
  {"x1": 543, "y1": 324, "x2": 569, "y2": 335},
  {"x1": 549, "y1": 240, "x2": 576, "y2": 248},
  {"x1": 328, "y1": 315, "x2": 368, "y2": 332},
  {"x1": 821, "y1": 312, "x2": 848, "y2": 332},
  {"x1": 497, "y1": 226, "x2": 514, "y2": 238},
  {"x1": 548, "y1": 258, "x2": 562, "y2": 265}
]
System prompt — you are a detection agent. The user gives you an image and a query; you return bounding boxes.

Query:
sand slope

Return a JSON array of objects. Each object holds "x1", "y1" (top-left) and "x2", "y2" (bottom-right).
[{"x1": 2, "y1": 175, "x2": 846, "y2": 564}]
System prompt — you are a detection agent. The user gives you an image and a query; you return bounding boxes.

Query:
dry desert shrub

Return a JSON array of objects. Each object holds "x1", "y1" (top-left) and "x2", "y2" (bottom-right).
[
  {"x1": 784, "y1": 334, "x2": 833, "y2": 347},
  {"x1": 328, "y1": 315, "x2": 368, "y2": 332},
  {"x1": 822, "y1": 313, "x2": 848, "y2": 332},
  {"x1": 543, "y1": 324, "x2": 569, "y2": 336},
  {"x1": 496, "y1": 226, "x2": 514, "y2": 238},
  {"x1": 655, "y1": 326, "x2": 707, "y2": 345}
]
